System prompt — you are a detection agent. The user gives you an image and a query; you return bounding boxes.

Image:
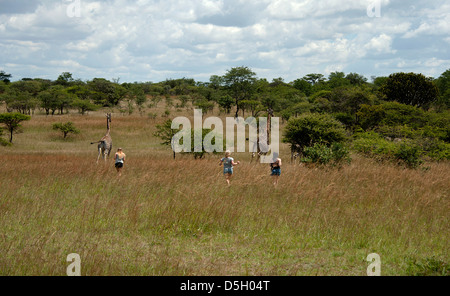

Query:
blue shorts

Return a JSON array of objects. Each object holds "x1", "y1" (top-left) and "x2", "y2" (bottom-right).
[
  {"x1": 223, "y1": 167, "x2": 233, "y2": 175},
  {"x1": 271, "y1": 168, "x2": 281, "y2": 176}
]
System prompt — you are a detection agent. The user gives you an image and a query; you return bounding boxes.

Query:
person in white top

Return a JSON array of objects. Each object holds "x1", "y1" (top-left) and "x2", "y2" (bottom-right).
[
  {"x1": 270, "y1": 152, "x2": 282, "y2": 186},
  {"x1": 114, "y1": 148, "x2": 126, "y2": 177},
  {"x1": 219, "y1": 150, "x2": 240, "y2": 186}
]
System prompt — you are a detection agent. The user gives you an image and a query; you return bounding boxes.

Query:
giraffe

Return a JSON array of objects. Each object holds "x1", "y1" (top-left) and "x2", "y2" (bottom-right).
[
  {"x1": 251, "y1": 108, "x2": 273, "y2": 162},
  {"x1": 91, "y1": 113, "x2": 113, "y2": 163}
]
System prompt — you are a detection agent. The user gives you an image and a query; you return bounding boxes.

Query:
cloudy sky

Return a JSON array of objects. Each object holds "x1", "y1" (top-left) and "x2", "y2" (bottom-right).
[{"x1": 0, "y1": 0, "x2": 449, "y2": 83}]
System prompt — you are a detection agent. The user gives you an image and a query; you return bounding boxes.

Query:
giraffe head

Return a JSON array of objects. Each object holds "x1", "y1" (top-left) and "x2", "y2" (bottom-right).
[{"x1": 106, "y1": 113, "x2": 111, "y2": 130}]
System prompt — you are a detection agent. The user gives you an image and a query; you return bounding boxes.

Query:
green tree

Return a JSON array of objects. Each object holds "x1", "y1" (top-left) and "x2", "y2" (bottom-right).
[
  {"x1": 52, "y1": 121, "x2": 80, "y2": 139},
  {"x1": 292, "y1": 78, "x2": 312, "y2": 96},
  {"x1": 217, "y1": 95, "x2": 234, "y2": 114},
  {"x1": 72, "y1": 98, "x2": 99, "y2": 115},
  {"x1": 209, "y1": 75, "x2": 224, "y2": 90},
  {"x1": 0, "y1": 112, "x2": 31, "y2": 143},
  {"x1": 0, "y1": 70, "x2": 12, "y2": 84},
  {"x1": 328, "y1": 72, "x2": 350, "y2": 89},
  {"x1": 303, "y1": 73, "x2": 325, "y2": 85},
  {"x1": 372, "y1": 76, "x2": 388, "y2": 89},
  {"x1": 2, "y1": 80, "x2": 43, "y2": 114},
  {"x1": 435, "y1": 69, "x2": 450, "y2": 96},
  {"x1": 345, "y1": 73, "x2": 368, "y2": 86},
  {"x1": 283, "y1": 113, "x2": 348, "y2": 156},
  {"x1": 38, "y1": 89, "x2": 59, "y2": 115},
  {"x1": 434, "y1": 69, "x2": 450, "y2": 111},
  {"x1": 55, "y1": 72, "x2": 75, "y2": 86},
  {"x1": 238, "y1": 99, "x2": 261, "y2": 117},
  {"x1": 38, "y1": 85, "x2": 75, "y2": 115},
  {"x1": 381, "y1": 72, "x2": 439, "y2": 109},
  {"x1": 222, "y1": 66, "x2": 257, "y2": 118},
  {"x1": 194, "y1": 99, "x2": 215, "y2": 115},
  {"x1": 154, "y1": 119, "x2": 178, "y2": 159},
  {"x1": 88, "y1": 78, "x2": 125, "y2": 106},
  {"x1": 2, "y1": 88, "x2": 38, "y2": 114},
  {"x1": 66, "y1": 85, "x2": 98, "y2": 115},
  {"x1": 0, "y1": 81, "x2": 7, "y2": 94}
]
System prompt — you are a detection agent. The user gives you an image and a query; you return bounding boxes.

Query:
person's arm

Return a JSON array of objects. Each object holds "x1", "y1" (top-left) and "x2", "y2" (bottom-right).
[
  {"x1": 219, "y1": 158, "x2": 223, "y2": 166},
  {"x1": 278, "y1": 158, "x2": 282, "y2": 167},
  {"x1": 232, "y1": 160, "x2": 240, "y2": 166}
]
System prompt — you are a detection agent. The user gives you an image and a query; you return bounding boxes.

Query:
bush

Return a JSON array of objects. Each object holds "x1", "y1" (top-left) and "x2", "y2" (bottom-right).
[
  {"x1": 283, "y1": 113, "x2": 348, "y2": 154},
  {"x1": 353, "y1": 132, "x2": 428, "y2": 168},
  {"x1": 394, "y1": 142, "x2": 423, "y2": 168},
  {"x1": 411, "y1": 137, "x2": 450, "y2": 161},
  {"x1": 353, "y1": 131, "x2": 397, "y2": 160},
  {"x1": 301, "y1": 142, "x2": 351, "y2": 167},
  {"x1": 52, "y1": 122, "x2": 80, "y2": 139},
  {"x1": 405, "y1": 257, "x2": 449, "y2": 276},
  {"x1": 0, "y1": 127, "x2": 11, "y2": 146}
]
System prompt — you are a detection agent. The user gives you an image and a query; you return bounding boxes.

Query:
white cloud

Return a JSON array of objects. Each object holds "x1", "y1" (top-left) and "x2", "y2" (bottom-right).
[
  {"x1": 365, "y1": 34, "x2": 396, "y2": 54},
  {"x1": 0, "y1": 0, "x2": 448, "y2": 82}
]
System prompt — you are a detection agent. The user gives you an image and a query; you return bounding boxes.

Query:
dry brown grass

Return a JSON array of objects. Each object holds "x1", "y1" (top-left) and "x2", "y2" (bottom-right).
[{"x1": 0, "y1": 109, "x2": 448, "y2": 275}]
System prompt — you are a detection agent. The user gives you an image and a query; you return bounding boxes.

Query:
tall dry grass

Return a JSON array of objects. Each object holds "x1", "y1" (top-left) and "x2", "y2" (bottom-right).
[{"x1": 0, "y1": 110, "x2": 448, "y2": 275}]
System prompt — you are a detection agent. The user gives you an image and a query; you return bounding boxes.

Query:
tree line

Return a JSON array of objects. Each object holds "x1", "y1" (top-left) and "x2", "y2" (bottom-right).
[{"x1": 0, "y1": 67, "x2": 449, "y2": 166}]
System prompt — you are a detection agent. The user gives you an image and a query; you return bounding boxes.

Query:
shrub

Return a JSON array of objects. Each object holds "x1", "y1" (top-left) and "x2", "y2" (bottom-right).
[
  {"x1": 0, "y1": 127, "x2": 11, "y2": 146},
  {"x1": 405, "y1": 257, "x2": 449, "y2": 276},
  {"x1": 411, "y1": 137, "x2": 450, "y2": 161},
  {"x1": 352, "y1": 131, "x2": 397, "y2": 160},
  {"x1": 394, "y1": 141, "x2": 423, "y2": 168},
  {"x1": 52, "y1": 122, "x2": 80, "y2": 139},
  {"x1": 283, "y1": 113, "x2": 348, "y2": 154},
  {"x1": 353, "y1": 132, "x2": 428, "y2": 168},
  {"x1": 301, "y1": 142, "x2": 351, "y2": 167}
]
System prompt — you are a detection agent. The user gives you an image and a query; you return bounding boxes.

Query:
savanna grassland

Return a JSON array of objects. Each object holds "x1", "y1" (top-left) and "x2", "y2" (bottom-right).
[{"x1": 0, "y1": 104, "x2": 448, "y2": 276}]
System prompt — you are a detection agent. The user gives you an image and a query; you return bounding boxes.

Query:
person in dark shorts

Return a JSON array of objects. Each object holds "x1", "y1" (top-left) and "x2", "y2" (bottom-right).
[
  {"x1": 114, "y1": 148, "x2": 126, "y2": 177},
  {"x1": 219, "y1": 150, "x2": 240, "y2": 186},
  {"x1": 270, "y1": 153, "x2": 281, "y2": 186}
]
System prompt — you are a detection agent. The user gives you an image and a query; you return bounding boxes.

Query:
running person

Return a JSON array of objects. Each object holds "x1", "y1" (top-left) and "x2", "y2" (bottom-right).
[
  {"x1": 114, "y1": 148, "x2": 126, "y2": 177},
  {"x1": 219, "y1": 150, "x2": 240, "y2": 186},
  {"x1": 270, "y1": 153, "x2": 281, "y2": 185}
]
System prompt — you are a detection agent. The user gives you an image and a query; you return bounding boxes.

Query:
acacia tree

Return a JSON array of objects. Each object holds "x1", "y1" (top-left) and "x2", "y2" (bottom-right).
[
  {"x1": 52, "y1": 122, "x2": 80, "y2": 139},
  {"x1": 154, "y1": 119, "x2": 178, "y2": 159},
  {"x1": 0, "y1": 112, "x2": 31, "y2": 143},
  {"x1": 222, "y1": 66, "x2": 257, "y2": 118},
  {"x1": 303, "y1": 73, "x2": 325, "y2": 85},
  {"x1": 381, "y1": 72, "x2": 439, "y2": 109}
]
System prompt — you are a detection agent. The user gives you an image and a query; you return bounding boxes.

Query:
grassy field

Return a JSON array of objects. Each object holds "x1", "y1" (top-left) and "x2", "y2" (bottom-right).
[{"x1": 0, "y1": 105, "x2": 448, "y2": 276}]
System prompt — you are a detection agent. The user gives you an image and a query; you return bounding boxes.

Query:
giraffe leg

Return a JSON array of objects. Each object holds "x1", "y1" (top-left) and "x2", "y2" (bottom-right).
[{"x1": 97, "y1": 147, "x2": 102, "y2": 163}]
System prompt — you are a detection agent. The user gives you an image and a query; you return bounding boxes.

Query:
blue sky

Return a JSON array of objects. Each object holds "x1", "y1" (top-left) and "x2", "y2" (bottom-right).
[{"x1": 0, "y1": 0, "x2": 449, "y2": 83}]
